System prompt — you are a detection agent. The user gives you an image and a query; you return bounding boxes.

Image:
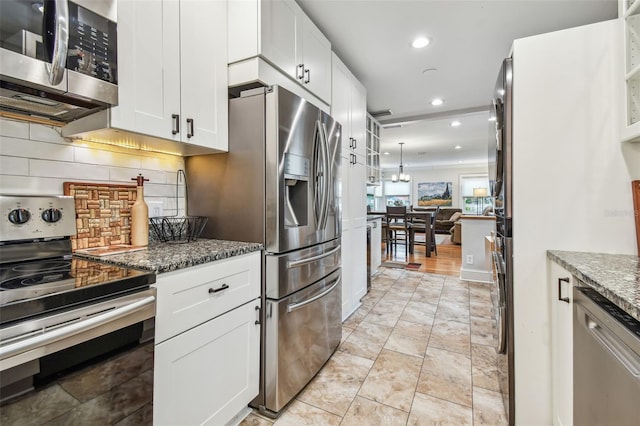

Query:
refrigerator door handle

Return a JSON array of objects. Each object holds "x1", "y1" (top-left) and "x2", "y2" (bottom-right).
[
  {"x1": 319, "y1": 122, "x2": 331, "y2": 229},
  {"x1": 286, "y1": 245, "x2": 341, "y2": 269},
  {"x1": 312, "y1": 120, "x2": 328, "y2": 229},
  {"x1": 287, "y1": 276, "x2": 341, "y2": 313}
]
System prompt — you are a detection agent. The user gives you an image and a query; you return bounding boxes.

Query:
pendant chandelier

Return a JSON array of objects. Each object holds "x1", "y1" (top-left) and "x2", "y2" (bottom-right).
[{"x1": 391, "y1": 142, "x2": 410, "y2": 182}]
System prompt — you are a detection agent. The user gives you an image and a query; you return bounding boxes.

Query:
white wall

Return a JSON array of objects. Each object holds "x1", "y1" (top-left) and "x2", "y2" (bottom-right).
[
  {"x1": 512, "y1": 19, "x2": 637, "y2": 425},
  {"x1": 383, "y1": 163, "x2": 488, "y2": 208},
  {"x1": 0, "y1": 118, "x2": 186, "y2": 215}
]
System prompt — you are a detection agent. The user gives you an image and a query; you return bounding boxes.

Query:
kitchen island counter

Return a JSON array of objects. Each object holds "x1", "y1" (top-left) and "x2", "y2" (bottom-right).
[
  {"x1": 547, "y1": 250, "x2": 640, "y2": 321},
  {"x1": 75, "y1": 239, "x2": 262, "y2": 274}
]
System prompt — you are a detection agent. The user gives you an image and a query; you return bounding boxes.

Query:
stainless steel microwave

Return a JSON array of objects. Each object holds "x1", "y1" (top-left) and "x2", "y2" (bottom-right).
[{"x1": 0, "y1": 0, "x2": 117, "y2": 123}]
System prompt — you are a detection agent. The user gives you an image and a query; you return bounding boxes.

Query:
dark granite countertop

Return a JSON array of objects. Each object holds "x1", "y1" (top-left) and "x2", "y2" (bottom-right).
[
  {"x1": 74, "y1": 239, "x2": 262, "y2": 274},
  {"x1": 547, "y1": 251, "x2": 640, "y2": 322}
]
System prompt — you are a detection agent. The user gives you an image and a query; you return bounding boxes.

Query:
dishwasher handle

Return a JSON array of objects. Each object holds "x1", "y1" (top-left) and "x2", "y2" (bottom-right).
[{"x1": 583, "y1": 311, "x2": 640, "y2": 378}]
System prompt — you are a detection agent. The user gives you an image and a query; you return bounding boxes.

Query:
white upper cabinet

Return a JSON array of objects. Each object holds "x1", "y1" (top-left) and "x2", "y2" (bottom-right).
[
  {"x1": 112, "y1": 0, "x2": 227, "y2": 152},
  {"x1": 332, "y1": 53, "x2": 367, "y2": 158},
  {"x1": 621, "y1": 0, "x2": 640, "y2": 142},
  {"x1": 298, "y1": 14, "x2": 332, "y2": 101},
  {"x1": 229, "y1": 0, "x2": 332, "y2": 103}
]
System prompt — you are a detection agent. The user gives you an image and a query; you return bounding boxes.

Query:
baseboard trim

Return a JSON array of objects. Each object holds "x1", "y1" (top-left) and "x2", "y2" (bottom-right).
[{"x1": 460, "y1": 268, "x2": 494, "y2": 283}]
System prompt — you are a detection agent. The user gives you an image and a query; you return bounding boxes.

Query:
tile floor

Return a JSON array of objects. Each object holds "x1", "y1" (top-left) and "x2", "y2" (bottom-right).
[
  {"x1": 241, "y1": 267, "x2": 507, "y2": 426},
  {"x1": 1, "y1": 267, "x2": 506, "y2": 426}
]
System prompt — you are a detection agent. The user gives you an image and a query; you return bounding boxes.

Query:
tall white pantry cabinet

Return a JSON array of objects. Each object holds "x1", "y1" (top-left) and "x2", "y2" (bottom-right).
[{"x1": 332, "y1": 53, "x2": 368, "y2": 321}]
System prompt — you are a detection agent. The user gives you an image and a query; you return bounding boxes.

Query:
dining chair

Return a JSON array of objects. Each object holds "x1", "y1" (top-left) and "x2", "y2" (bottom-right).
[
  {"x1": 386, "y1": 206, "x2": 411, "y2": 257},
  {"x1": 429, "y1": 206, "x2": 439, "y2": 256},
  {"x1": 409, "y1": 206, "x2": 439, "y2": 257}
]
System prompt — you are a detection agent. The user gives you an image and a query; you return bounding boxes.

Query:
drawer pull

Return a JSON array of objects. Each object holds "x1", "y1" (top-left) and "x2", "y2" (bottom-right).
[
  {"x1": 209, "y1": 284, "x2": 229, "y2": 294},
  {"x1": 558, "y1": 277, "x2": 570, "y2": 303}
]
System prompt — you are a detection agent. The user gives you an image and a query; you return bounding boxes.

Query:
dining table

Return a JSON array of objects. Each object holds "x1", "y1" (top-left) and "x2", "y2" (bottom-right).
[{"x1": 367, "y1": 210, "x2": 437, "y2": 257}]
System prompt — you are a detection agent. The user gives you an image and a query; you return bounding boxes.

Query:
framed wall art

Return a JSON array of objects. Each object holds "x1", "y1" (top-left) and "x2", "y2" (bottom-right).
[{"x1": 417, "y1": 181, "x2": 453, "y2": 207}]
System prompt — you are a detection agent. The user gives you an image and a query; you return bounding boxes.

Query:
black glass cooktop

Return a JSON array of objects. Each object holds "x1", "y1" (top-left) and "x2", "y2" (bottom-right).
[{"x1": 0, "y1": 257, "x2": 155, "y2": 326}]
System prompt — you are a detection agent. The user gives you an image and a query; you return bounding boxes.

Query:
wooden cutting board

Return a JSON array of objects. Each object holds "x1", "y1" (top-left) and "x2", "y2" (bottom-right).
[{"x1": 64, "y1": 182, "x2": 138, "y2": 251}]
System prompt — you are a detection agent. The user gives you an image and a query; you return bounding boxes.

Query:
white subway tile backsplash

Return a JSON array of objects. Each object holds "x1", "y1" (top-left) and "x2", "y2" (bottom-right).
[
  {"x1": 140, "y1": 154, "x2": 184, "y2": 172},
  {"x1": 29, "y1": 124, "x2": 67, "y2": 144},
  {"x1": 0, "y1": 175, "x2": 68, "y2": 195},
  {"x1": 145, "y1": 182, "x2": 182, "y2": 198},
  {"x1": 30, "y1": 159, "x2": 110, "y2": 180},
  {"x1": 0, "y1": 156, "x2": 29, "y2": 176},
  {"x1": 0, "y1": 118, "x2": 188, "y2": 211},
  {"x1": 0, "y1": 119, "x2": 29, "y2": 139},
  {"x1": 0, "y1": 136, "x2": 75, "y2": 161},
  {"x1": 110, "y1": 168, "x2": 168, "y2": 186},
  {"x1": 74, "y1": 146, "x2": 141, "y2": 169}
]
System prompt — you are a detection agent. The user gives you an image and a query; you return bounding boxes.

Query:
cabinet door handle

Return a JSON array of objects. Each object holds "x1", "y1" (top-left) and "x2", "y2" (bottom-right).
[
  {"x1": 186, "y1": 118, "x2": 194, "y2": 139},
  {"x1": 353, "y1": 138, "x2": 357, "y2": 149},
  {"x1": 209, "y1": 284, "x2": 229, "y2": 294},
  {"x1": 255, "y1": 305, "x2": 261, "y2": 325},
  {"x1": 171, "y1": 114, "x2": 180, "y2": 135},
  {"x1": 558, "y1": 277, "x2": 570, "y2": 303},
  {"x1": 297, "y1": 64, "x2": 305, "y2": 79},
  {"x1": 304, "y1": 68, "x2": 310, "y2": 84}
]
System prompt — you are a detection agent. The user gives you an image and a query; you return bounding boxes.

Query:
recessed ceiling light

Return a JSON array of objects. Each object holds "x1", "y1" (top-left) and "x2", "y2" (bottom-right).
[
  {"x1": 431, "y1": 98, "x2": 444, "y2": 106},
  {"x1": 450, "y1": 120, "x2": 462, "y2": 127},
  {"x1": 383, "y1": 152, "x2": 390, "y2": 155},
  {"x1": 454, "y1": 145, "x2": 462, "y2": 150},
  {"x1": 411, "y1": 37, "x2": 431, "y2": 49}
]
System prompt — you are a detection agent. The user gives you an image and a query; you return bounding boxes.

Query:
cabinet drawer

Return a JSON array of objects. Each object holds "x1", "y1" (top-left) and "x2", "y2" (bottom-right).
[{"x1": 154, "y1": 251, "x2": 261, "y2": 343}]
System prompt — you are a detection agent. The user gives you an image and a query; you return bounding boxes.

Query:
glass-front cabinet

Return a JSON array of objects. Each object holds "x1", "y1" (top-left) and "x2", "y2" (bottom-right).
[
  {"x1": 622, "y1": 0, "x2": 640, "y2": 142},
  {"x1": 366, "y1": 114, "x2": 381, "y2": 185}
]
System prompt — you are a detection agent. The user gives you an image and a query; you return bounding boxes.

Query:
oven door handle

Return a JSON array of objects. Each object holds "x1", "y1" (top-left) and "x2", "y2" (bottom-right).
[
  {"x1": 0, "y1": 295, "x2": 156, "y2": 361},
  {"x1": 287, "y1": 245, "x2": 340, "y2": 268},
  {"x1": 287, "y1": 277, "x2": 340, "y2": 313}
]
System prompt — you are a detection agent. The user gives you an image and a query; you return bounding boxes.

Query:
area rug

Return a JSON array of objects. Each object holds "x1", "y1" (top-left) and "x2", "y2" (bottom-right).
[
  {"x1": 406, "y1": 262, "x2": 422, "y2": 270},
  {"x1": 380, "y1": 261, "x2": 408, "y2": 269}
]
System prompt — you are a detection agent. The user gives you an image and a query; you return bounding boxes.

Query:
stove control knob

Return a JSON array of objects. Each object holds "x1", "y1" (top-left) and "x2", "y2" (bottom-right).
[
  {"x1": 8, "y1": 208, "x2": 31, "y2": 224},
  {"x1": 41, "y1": 208, "x2": 62, "y2": 223}
]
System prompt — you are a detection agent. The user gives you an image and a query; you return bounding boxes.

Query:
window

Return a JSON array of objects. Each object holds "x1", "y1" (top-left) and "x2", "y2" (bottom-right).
[
  {"x1": 459, "y1": 175, "x2": 492, "y2": 215},
  {"x1": 383, "y1": 180, "x2": 411, "y2": 207}
]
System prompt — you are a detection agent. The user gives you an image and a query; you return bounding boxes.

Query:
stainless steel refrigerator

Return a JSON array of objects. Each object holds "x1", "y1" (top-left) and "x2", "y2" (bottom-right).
[
  {"x1": 185, "y1": 86, "x2": 342, "y2": 417},
  {"x1": 488, "y1": 57, "x2": 514, "y2": 425}
]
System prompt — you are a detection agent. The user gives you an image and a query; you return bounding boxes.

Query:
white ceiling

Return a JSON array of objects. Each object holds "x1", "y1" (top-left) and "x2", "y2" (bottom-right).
[{"x1": 297, "y1": 0, "x2": 618, "y2": 170}]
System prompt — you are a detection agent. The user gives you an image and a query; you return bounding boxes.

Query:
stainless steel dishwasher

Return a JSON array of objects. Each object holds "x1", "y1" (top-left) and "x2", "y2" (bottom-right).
[{"x1": 573, "y1": 286, "x2": 640, "y2": 425}]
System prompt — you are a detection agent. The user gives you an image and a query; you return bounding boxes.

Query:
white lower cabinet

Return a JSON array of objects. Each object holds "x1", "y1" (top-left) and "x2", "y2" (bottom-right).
[
  {"x1": 154, "y1": 301, "x2": 260, "y2": 425},
  {"x1": 370, "y1": 218, "x2": 382, "y2": 274},
  {"x1": 153, "y1": 252, "x2": 261, "y2": 426},
  {"x1": 549, "y1": 259, "x2": 574, "y2": 426}
]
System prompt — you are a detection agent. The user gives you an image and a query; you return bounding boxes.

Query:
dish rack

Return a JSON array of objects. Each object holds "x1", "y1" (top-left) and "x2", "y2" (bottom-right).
[{"x1": 149, "y1": 170, "x2": 208, "y2": 243}]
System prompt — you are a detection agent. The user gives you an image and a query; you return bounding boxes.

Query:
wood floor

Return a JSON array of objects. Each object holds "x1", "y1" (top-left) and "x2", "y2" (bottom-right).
[{"x1": 380, "y1": 236, "x2": 462, "y2": 276}]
